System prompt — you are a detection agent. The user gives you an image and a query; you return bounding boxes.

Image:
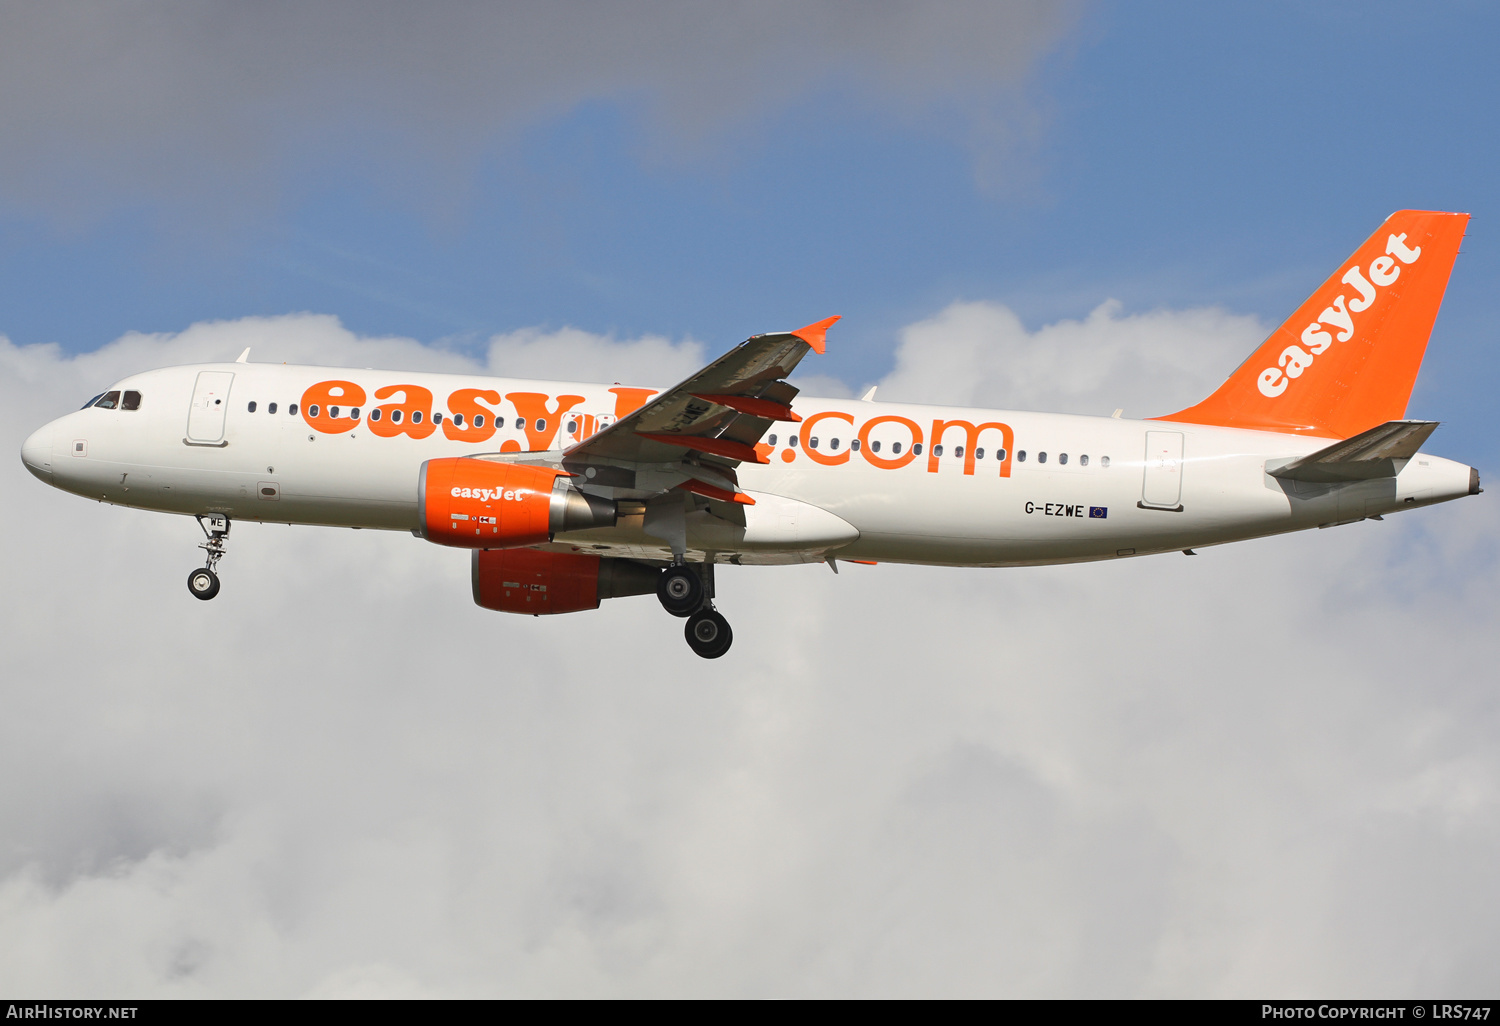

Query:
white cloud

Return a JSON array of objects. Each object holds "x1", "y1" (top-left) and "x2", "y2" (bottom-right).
[
  {"x1": 0, "y1": 307, "x2": 1496, "y2": 996},
  {"x1": 877, "y1": 298, "x2": 1267, "y2": 417}
]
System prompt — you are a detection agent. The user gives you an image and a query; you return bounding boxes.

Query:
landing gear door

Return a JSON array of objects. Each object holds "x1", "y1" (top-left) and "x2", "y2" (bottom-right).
[
  {"x1": 1141, "y1": 430, "x2": 1185, "y2": 511},
  {"x1": 187, "y1": 371, "x2": 235, "y2": 444}
]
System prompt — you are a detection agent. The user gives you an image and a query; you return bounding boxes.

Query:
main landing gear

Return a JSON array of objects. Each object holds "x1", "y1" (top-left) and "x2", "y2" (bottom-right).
[
  {"x1": 188, "y1": 514, "x2": 229, "y2": 601},
  {"x1": 658, "y1": 563, "x2": 732, "y2": 659}
]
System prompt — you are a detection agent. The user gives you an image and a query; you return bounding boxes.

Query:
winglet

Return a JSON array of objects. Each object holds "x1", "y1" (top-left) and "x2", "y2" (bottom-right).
[
  {"x1": 791, "y1": 315, "x2": 841, "y2": 355},
  {"x1": 235, "y1": 348, "x2": 251, "y2": 364}
]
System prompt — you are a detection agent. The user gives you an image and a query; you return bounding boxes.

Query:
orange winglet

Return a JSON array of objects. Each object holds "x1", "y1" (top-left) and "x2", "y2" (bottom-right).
[
  {"x1": 676, "y1": 479, "x2": 755, "y2": 505},
  {"x1": 636, "y1": 432, "x2": 770, "y2": 464},
  {"x1": 790, "y1": 315, "x2": 841, "y2": 355},
  {"x1": 846, "y1": 560, "x2": 878, "y2": 565},
  {"x1": 692, "y1": 393, "x2": 803, "y2": 422}
]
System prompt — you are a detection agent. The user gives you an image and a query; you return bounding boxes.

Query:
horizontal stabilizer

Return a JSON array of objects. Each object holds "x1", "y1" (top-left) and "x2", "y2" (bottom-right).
[{"x1": 1268, "y1": 420, "x2": 1438, "y2": 483}]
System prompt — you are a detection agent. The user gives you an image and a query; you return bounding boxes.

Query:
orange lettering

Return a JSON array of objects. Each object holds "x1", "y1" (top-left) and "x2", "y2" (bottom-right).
[
  {"x1": 928, "y1": 419, "x2": 1014, "y2": 478},
  {"x1": 608, "y1": 386, "x2": 657, "y2": 418},
  {"x1": 369, "y1": 385, "x2": 436, "y2": 439},
  {"x1": 858, "y1": 415, "x2": 922, "y2": 470},
  {"x1": 301, "y1": 380, "x2": 366, "y2": 434},
  {"x1": 799, "y1": 411, "x2": 854, "y2": 466},
  {"x1": 507, "y1": 393, "x2": 587, "y2": 451},
  {"x1": 443, "y1": 388, "x2": 502, "y2": 443}
]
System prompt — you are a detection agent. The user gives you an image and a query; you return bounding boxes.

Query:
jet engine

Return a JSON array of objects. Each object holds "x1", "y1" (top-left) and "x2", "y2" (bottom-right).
[
  {"x1": 472, "y1": 548, "x2": 658, "y2": 615},
  {"x1": 419, "y1": 457, "x2": 616, "y2": 548}
]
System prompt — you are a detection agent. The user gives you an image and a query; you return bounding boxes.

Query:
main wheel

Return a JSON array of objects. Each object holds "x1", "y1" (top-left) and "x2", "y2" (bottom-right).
[
  {"x1": 685, "y1": 610, "x2": 733, "y2": 659},
  {"x1": 187, "y1": 567, "x2": 221, "y2": 601},
  {"x1": 657, "y1": 565, "x2": 703, "y2": 617}
]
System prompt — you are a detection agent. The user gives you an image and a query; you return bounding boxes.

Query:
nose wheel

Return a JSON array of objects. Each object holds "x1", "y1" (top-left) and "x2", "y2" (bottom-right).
[
  {"x1": 189, "y1": 514, "x2": 230, "y2": 601},
  {"x1": 188, "y1": 567, "x2": 220, "y2": 600}
]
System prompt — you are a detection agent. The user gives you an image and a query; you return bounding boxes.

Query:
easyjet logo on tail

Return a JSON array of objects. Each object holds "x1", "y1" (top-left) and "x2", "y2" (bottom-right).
[{"x1": 1257, "y1": 232, "x2": 1423, "y2": 399}]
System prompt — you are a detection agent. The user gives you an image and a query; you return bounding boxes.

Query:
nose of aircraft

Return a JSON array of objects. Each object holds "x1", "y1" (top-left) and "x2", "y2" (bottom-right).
[{"x1": 20, "y1": 422, "x2": 55, "y2": 483}]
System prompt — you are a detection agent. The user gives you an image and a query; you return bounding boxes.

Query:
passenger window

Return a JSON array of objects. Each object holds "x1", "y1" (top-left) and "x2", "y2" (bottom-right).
[
  {"x1": 996, "y1": 448, "x2": 1007, "y2": 461},
  {"x1": 454, "y1": 413, "x2": 465, "y2": 427},
  {"x1": 851, "y1": 439, "x2": 861, "y2": 451},
  {"x1": 95, "y1": 391, "x2": 121, "y2": 410},
  {"x1": 1080, "y1": 454, "x2": 1088, "y2": 466},
  {"x1": 268, "y1": 402, "x2": 278, "y2": 414},
  {"x1": 954, "y1": 446, "x2": 963, "y2": 458},
  {"x1": 369, "y1": 408, "x2": 381, "y2": 421},
  {"x1": 308, "y1": 404, "x2": 320, "y2": 417},
  {"x1": 473, "y1": 414, "x2": 484, "y2": 428},
  {"x1": 329, "y1": 406, "x2": 339, "y2": 418},
  {"x1": 351, "y1": 408, "x2": 360, "y2": 420},
  {"x1": 567, "y1": 420, "x2": 577, "y2": 434},
  {"x1": 412, "y1": 411, "x2": 423, "y2": 424},
  {"x1": 1038, "y1": 452, "x2": 1047, "y2": 463},
  {"x1": 809, "y1": 437, "x2": 819, "y2": 449},
  {"x1": 933, "y1": 445, "x2": 944, "y2": 457},
  {"x1": 789, "y1": 435, "x2": 798, "y2": 448},
  {"x1": 515, "y1": 418, "x2": 525, "y2": 430},
  {"x1": 247, "y1": 401, "x2": 257, "y2": 413},
  {"x1": 288, "y1": 403, "x2": 298, "y2": 416},
  {"x1": 830, "y1": 438, "x2": 840, "y2": 450},
  {"x1": 121, "y1": 391, "x2": 141, "y2": 411},
  {"x1": 975, "y1": 447, "x2": 984, "y2": 460},
  {"x1": 892, "y1": 442, "x2": 902, "y2": 455},
  {"x1": 871, "y1": 440, "x2": 881, "y2": 453},
  {"x1": 391, "y1": 409, "x2": 403, "y2": 424},
  {"x1": 536, "y1": 418, "x2": 545, "y2": 431},
  {"x1": 912, "y1": 443, "x2": 923, "y2": 455},
  {"x1": 432, "y1": 412, "x2": 442, "y2": 424},
  {"x1": 1017, "y1": 450, "x2": 1027, "y2": 462},
  {"x1": 1059, "y1": 453, "x2": 1068, "y2": 465},
  {"x1": 1101, "y1": 456, "x2": 1111, "y2": 468}
]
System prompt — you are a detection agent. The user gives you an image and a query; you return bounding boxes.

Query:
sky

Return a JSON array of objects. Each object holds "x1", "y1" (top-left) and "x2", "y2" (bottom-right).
[{"x1": 2, "y1": 0, "x2": 1499, "y2": 997}]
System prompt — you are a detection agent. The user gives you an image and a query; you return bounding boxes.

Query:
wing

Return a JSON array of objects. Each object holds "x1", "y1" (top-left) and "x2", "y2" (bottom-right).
[{"x1": 552, "y1": 316, "x2": 839, "y2": 503}]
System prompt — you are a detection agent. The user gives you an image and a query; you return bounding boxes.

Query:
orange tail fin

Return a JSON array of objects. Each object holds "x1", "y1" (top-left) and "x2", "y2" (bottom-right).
[{"x1": 1157, "y1": 210, "x2": 1468, "y2": 438}]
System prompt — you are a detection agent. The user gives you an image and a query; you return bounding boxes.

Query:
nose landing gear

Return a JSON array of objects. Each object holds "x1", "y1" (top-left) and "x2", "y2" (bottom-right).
[
  {"x1": 659, "y1": 562, "x2": 733, "y2": 658},
  {"x1": 188, "y1": 514, "x2": 229, "y2": 601}
]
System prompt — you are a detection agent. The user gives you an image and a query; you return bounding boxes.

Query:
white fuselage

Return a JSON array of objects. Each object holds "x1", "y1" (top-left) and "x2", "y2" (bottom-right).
[{"x1": 20, "y1": 361, "x2": 1478, "y2": 567}]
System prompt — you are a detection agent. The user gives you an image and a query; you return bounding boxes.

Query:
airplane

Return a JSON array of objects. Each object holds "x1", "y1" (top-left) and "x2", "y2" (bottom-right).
[{"x1": 20, "y1": 210, "x2": 1479, "y2": 658}]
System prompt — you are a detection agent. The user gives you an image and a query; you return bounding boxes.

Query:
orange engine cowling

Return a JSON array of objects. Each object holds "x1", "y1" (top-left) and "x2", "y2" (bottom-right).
[
  {"x1": 419, "y1": 457, "x2": 616, "y2": 548},
  {"x1": 472, "y1": 548, "x2": 659, "y2": 615}
]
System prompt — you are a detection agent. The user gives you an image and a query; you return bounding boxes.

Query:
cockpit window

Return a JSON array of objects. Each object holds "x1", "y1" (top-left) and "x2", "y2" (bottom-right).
[
  {"x1": 81, "y1": 393, "x2": 104, "y2": 410},
  {"x1": 121, "y1": 390, "x2": 142, "y2": 411},
  {"x1": 94, "y1": 391, "x2": 121, "y2": 410}
]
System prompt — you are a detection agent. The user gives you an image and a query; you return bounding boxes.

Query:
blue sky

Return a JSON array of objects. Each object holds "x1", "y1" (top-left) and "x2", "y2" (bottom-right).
[{"x1": 4, "y1": 1, "x2": 1496, "y2": 458}]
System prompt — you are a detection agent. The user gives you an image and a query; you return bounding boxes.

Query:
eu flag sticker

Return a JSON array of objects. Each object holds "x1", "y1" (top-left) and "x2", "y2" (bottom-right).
[{"x1": 1089, "y1": 506, "x2": 1108, "y2": 519}]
